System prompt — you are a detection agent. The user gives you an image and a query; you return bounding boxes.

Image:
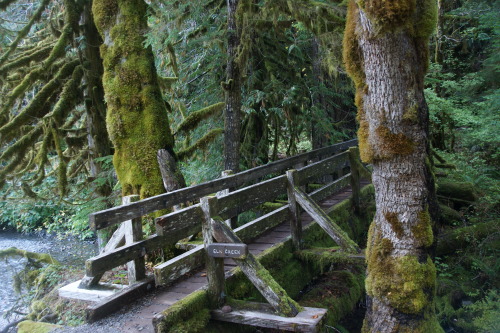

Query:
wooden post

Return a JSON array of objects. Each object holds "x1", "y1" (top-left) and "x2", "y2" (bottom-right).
[
  {"x1": 216, "y1": 170, "x2": 236, "y2": 228},
  {"x1": 211, "y1": 219, "x2": 301, "y2": 317},
  {"x1": 286, "y1": 170, "x2": 302, "y2": 250},
  {"x1": 123, "y1": 195, "x2": 146, "y2": 284},
  {"x1": 348, "y1": 148, "x2": 361, "y2": 213},
  {"x1": 200, "y1": 196, "x2": 225, "y2": 308}
]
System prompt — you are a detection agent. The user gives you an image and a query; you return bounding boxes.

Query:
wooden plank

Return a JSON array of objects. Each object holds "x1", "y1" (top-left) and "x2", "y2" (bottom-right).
[
  {"x1": 211, "y1": 303, "x2": 327, "y2": 333},
  {"x1": 85, "y1": 235, "x2": 164, "y2": 277},
  {"x1": 233, "y1": 205, "x2": 290, "y2": 242},
  {"x1": 207, "y1": 243, "x2": 248, "y2": 259},
  {"x1": 294, "y1": 187, "x2": 361, "y2": 254},
  {"x1": 155, "y1": 204, "x2": 203, "y2": 243},
  {"x1": 216, "y1": 176, "x2": 287, "y2": 220},
  {"x1": 89, "y1": 140, "x2": 357, "y2": 230},
  {"x1": 153, "y1": 245, "x2": 205, "y2": 286},
  {"x1": 309, "y1": 174, "x2": 351, "y2": 202},
  {"x1": 297, "y1": 152, "x2": 349, "y2": 186},
  {"x1": 210, "y1": 219, "x2": 300, "y2": 317},
  {"x1": 86, "y1": 276, "x2": 155, "y2": 322}
]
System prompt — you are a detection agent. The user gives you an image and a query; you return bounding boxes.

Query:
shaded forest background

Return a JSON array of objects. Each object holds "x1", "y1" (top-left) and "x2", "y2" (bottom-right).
[{"x1": 0, "y1": 0, "x2": 498, "y2": 332}]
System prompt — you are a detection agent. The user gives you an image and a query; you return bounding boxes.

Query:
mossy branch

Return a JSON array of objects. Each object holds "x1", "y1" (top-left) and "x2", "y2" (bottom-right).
[
  {"x1": 166, "y1": 43, "x2": 179, "y2": 76},
  {"x1": 177, "y1": 128, "x2": 223, "y2": 160},
  {"x1": 0, "y1": 124, "x2": 43, "y2": 162},
  {"x1": 0, "y1": 0, "x2": 51, "y2": 66},
  {"x1": 0, "y1": 247, "x2": 60, "y2": 265},
  {"x1": 175, "y1": 102, "x2": 224, "y2": 134},
  {"x1": 0, "y1": 60, "x2": 79, "y2": 141},
  {"x1": 0, "y1": 44, "x2": 53, "y2": 76},
  {"x1": 45, "y1": 65, "x2": 84, "y2": 124},
  {"x1": 158, "y1": 76, "x2": 178, "y2": 91},
  {"x1": 51, "y1": 128, "x2": 68, "y2": 196}
]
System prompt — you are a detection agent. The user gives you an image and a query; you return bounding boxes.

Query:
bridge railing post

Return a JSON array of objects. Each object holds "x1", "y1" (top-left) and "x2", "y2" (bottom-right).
[
  {"x1": 286, "y1": 169, "x2": 302, "y2": 250},
  {"x1": 123, "y1": 195, "x2": 146, "y2": 284},
  {"x1": 200, "y1": 196, "x2": 225, "y2": 308},
  {"x1": 216, "y1": 170, "x2": 236, "y2": 228},
  {"x1": 348, "y1": 148, "x2": 361, "y2": 214}
]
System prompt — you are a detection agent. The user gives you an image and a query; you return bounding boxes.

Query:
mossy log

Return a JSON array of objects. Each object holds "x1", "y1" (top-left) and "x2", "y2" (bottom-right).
[
  {"x1": 436, "y1": 221, "x2": 499, "y2": 255},
  {"x1": 437, "y1": 181, "x2": 478, "y2": 205},
  {"x1": 439, "y1": 203, "x2": 462, "y2": 226}
]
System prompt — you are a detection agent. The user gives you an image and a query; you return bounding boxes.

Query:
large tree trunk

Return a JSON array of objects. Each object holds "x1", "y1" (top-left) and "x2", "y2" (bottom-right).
[
  {"x1": 344, "y1": 0, "x2": 442, "y2": 331},
  {"x1": 223, "y1": 0, "x2": 242, "y2": 173},
  {"x1": 92, "y1": 0, "x2": 184, "y2": 198}
]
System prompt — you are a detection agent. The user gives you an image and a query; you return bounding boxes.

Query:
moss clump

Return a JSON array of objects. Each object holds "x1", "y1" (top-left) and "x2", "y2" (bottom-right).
[
  {"x1": 343, "y1": 0, "x2": 365, "y2": 90},
  {"x1": 17, "y1": 320, "x2": 62, "y2": 333},
  {"x1": 363, "y1": 0, "x2": 416, "y2": 32},
  {"x1": 372, "y1": 125, "x2": 415, "y2": 160},
  {"x1": 413, "y1": 0, "x2": 438, "y2": 38},
  {"x1": 156, "y1": 290, "x2": 210, "y2": 333},
  {"x1": 412, "y1": 209, "x2": 434, "y2": 248},
  {"x1": 366, "y1": 231, "x2": 436, "y2": 314},
  {"x1": 385, "y1": 211, "x2": 404, "y2": 238}
]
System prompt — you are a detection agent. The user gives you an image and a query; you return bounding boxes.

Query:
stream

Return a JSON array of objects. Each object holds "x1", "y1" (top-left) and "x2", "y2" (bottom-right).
[{"x1": 0, "y1": 231, "x2": 98, "y2": 331}]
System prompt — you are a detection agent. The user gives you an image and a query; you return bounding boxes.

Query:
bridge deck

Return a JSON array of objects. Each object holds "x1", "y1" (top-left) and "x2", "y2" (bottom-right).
[{"x1": 116, "y1": 184, "x2": 360, "y2": 332}]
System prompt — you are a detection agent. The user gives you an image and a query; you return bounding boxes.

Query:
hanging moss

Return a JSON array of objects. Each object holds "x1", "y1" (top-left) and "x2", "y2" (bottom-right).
[
  {"x1": 362, "y1": 0, "x2": 416, "y2": 32},
  {"x1": 413, "y1": 0, "x2": 438, "y2": 38},
  {"x1": 0, "y1": 0, "x2": 51, "y2": 66},
  {"x1": 0, "y1": 60, "x2": 79, "y2": 141},
  {"x1": 343, "y1": 0, "x2": 365, "y2": 90},
  {"x1": 0, "y1": 44, "x2": 53, "y2": 76},
  {"x1": 176, "y1": 102, "x2": 224, "y2": 134}
]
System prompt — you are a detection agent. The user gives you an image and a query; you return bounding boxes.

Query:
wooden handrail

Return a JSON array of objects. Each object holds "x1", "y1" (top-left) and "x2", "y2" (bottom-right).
[{"x1": 89, "y1": 139, "x2": 357, "y2": 230}]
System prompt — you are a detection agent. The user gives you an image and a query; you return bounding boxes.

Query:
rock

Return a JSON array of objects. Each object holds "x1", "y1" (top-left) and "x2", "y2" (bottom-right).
[
  {"x1": 17, "y1": 320, "x2": 63, "y2": 333},
  {"x1": 221, "y1": 305, "x2": 232, "y2": 313}
]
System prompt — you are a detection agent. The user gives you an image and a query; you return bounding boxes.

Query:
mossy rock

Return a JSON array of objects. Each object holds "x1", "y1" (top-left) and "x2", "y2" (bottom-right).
[{"x1": 17, "y1": 320, "x2": 62, "y2": 333}]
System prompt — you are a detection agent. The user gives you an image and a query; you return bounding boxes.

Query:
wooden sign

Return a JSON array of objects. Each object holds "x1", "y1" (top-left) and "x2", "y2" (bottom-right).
[{"x1": 207, "y1": 243, "x2": 248, "y2": 259}]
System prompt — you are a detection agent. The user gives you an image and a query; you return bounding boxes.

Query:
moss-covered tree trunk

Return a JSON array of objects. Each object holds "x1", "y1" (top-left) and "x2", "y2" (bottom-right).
[
  {"x1": 343, "y1": 0, "x2": 442, "y2": 331},
  {"x1": 92, "y1": 0, "x2": 183, "y2": 198},
  {"x1": 223, "y1": 0, "x2": 242, "y2": 173}
]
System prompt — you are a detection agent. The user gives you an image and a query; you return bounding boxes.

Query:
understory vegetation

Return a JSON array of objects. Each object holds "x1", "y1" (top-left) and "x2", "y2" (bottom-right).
[{"x1": 0, "y1": 0, "x2": 498, "y2": 331}]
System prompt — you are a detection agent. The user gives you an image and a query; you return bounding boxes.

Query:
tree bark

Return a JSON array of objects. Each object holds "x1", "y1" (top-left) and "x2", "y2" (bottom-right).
[
  {"x1": 92, "y1": 0, "x2": 184, "y2": 198},
  {"x1": 344, "y1": 0, "x2": 442, "y2": 331},
  {"x1": 223, "y1": 0, "x2": 242, "y2": 173}
]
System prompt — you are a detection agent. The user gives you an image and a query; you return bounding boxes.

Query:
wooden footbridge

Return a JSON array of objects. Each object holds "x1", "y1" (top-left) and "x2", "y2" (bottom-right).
[{"x1": 59, "y1": 139, "x2": 371, "y2": 332}]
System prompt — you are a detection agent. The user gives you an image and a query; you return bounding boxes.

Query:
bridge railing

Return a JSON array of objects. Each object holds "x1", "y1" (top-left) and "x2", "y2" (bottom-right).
[{"x1": 82, "y1": 139, "x2": 360, "y2": 288}]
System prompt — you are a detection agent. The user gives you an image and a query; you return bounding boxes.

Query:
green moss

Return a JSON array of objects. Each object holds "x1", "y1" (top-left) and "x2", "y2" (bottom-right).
[
  {"x1": 93, "y1": 0, "x2": 178, "y2": 199},
  {"x1": 343, "y1": 0, "x2": 365, "y2": 90},
  {"x1": 157, "y1": 290, "x2": 210, "y2": 333},
  {"x1": 363, "y1": 0, "x2": 416, "y2": 32},
  {"x1": 176, "y1": 102, "x2": 224, "y2": 134},
  {"x1": 366, "y1": 230, "x2": 436, "y2": 314},
  {"x1": 412, "y1": 209, "x2": 434, "y2": 248},
  {"x1": 373, "y1": 125, "x2": 415, "y2": 160},
  {"x1": 413, "y1": 0, "x2": 438, "y2": 38},
  {"x1": 17, "y1": 320, "x2": 62, "y2": 333},
  {"x1": 300, "y1": 270, "x2": 365, "y2": 325},
  {"x1": 403, "y1": 103, "x2": 419, "y2": 123},
  {"x1": 385, "y1": 211, "x2": 404, "y2": 238}
]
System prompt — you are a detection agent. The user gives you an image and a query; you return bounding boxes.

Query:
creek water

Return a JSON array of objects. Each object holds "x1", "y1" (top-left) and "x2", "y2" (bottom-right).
[{"x1": 0, "y1": 231, "x2": 98, "y2": 331}]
